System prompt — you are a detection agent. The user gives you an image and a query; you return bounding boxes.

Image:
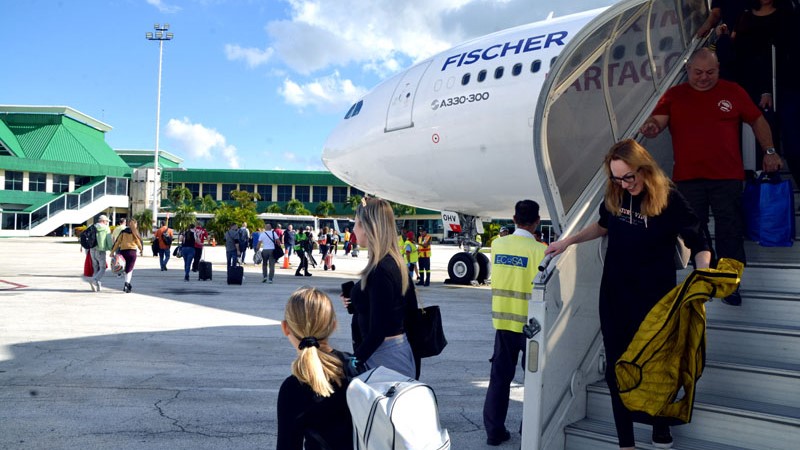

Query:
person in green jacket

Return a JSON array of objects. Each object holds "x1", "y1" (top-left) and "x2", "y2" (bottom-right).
[{"x1": 89, "y1": 214, "x2": 113, "y2": 292}]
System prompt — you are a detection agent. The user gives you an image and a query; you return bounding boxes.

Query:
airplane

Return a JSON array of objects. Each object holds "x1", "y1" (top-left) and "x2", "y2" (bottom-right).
[
  {"x1": 322, "y1": 1, "x2": 800, "y2": 449},
  {"x1": 322, "y1": 7, "x2": 607, "y2": 284}
]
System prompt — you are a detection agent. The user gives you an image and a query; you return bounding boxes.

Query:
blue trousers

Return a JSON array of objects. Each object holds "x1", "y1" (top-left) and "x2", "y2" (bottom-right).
[
  {"x1": 483, "y1": 329, "x2": 525, "y2": 440},
  {"x1": 158, "y1": 248, "x2": 170, "y2": 270}
]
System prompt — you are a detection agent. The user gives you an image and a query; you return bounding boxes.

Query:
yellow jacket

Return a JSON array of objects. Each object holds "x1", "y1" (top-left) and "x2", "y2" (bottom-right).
[
  {"x1": 615, "y1": 258, "x2": 744, "y2": 423},
  {"x1": 112, "y1": 229, "x2": 143, "y2": 253}
]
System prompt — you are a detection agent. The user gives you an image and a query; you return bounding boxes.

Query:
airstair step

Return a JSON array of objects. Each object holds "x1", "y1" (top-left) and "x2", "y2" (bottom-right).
[
  {"x1": 701, "y1": 358, "x2": 800, "y2": 409},
  {"x1": 706, "y1": 290, "x2": 800, "y2": 328},
  {"x1": 706, "y1": 319, "x2": 800, "y2": 366},
  {"x1": 585, "y1": 383, "x2": 800, "y2": 449},
  {"x1": 565, "y1": 418, "x2": 751, "y2": 450}
]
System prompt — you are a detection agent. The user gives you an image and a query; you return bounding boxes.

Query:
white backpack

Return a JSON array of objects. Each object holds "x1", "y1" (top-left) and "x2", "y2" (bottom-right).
[{"x1": 346, "y1": 366, "x2": 450, "y2": 450}]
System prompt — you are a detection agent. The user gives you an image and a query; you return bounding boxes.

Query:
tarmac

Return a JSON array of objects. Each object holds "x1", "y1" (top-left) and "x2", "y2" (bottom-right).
[{"x1": 0, "y1": 238, "x2": 525, "y2": 449}]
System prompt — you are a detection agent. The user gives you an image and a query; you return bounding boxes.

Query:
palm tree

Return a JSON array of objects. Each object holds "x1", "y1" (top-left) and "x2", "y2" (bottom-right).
[
  {"x1": 345, "y1": 194, "x2": 362, "y2": 214},
  {"x1": 169, "y1": 186, "x2": 193, "y2": 208},
  {"x1": 173, "y1": 204, "x2": 197, "y2": 232},
  {"x1": 133, "y1": 209, "x2": 154, "y2": 236},
  {"x1": 286, "y1": 199, "x2": 312, "y2": 215},
  {"x1": 315, "y1": 201, "x2": 336, "y2": 217},
  {"x1": 197, "y1": 194, "x2": 218, "y2": 213},
  {"x1": 265, "y1": 203, "x2": 283, "y2": 213}
]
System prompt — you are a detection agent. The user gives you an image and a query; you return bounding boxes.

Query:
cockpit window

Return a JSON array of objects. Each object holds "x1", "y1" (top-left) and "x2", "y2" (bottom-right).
[{"x1": 344, "y1": 100, "x2": 363, "y2": 119}]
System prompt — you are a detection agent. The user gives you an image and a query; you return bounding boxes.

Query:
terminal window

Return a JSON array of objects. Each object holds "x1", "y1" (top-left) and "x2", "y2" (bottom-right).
[
  {"x1": 295, "y1": 185, "x2": 310, "y2": 202},
  {"x1": 53, "y1": 174, "x2": 70, "y2": 193},
  {"x1": 221, "y1": 183, "x2": 237, "y2": 200},
  {"x1": 313, "y1": 186, "x2": 328, "y2": 202},
  {"x1": 201, "y1": 183, "x2": 218, "y2": 199},
  {"x1": 29, "y1": 172, "x2": 47, "y2": 192},
  {"x1": 185, "y1": 183, "x2": 200, "y2": 199},
  {"x1": 258, "y1": 184, "x2": 272, "y2": 202},
  {"x1": 4, "y1": 171, "x2": 22, "y2": 190},
  {"x1": 332, "y1": 186, "x2": 348, "y2": 203},
  {"x1": 277, "y1": 185, "x2": 292, "y2": 202}
]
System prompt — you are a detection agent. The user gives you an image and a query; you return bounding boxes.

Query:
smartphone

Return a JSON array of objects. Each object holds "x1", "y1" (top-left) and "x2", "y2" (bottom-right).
[{"x1": 341, "y1": 280, "x2": 354, "y2": 298}]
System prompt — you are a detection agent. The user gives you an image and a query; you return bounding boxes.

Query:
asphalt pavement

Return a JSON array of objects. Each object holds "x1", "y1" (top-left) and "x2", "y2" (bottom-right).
[{"x1": 0, "y1": 238, "x2": 525, "y2": 449}]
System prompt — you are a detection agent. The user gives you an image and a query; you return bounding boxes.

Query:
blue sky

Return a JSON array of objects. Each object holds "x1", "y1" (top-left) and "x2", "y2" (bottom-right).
[{"x1": 3, "y1": 0, "x2": 614, "y2": 171}]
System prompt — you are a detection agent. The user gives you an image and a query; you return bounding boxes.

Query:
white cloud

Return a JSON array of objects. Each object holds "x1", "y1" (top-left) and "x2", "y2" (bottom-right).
[
  {"x1": 224, "y1": 44, "x2": 275, "y2": 68},
  {"x1": 146, "y1": 0, "x2": 181, "y2": 14},
  {"x1": 164, "y1": 118, "x2": 240, "y2": 168},
  {"x1": 278, "y1": 71, "x2": 368, "y2": 111}
]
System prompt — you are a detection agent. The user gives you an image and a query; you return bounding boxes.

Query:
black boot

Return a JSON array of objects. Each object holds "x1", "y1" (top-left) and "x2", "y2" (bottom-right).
[
  {"x1": 123, "y1": 282, "x2": 132, "y2": 293},
  {"x1": 295, "y1": 271, "x2": 303, "y2": 277}
]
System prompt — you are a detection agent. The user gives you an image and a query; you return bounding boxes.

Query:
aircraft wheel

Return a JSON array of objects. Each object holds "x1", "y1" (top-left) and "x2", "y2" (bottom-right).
[
  {"x1": 447, "y1": 253, "x2": 478, "y2": 284},
  {"x1": 475, "y1": 252, "x2": 491, "y2": 284}
]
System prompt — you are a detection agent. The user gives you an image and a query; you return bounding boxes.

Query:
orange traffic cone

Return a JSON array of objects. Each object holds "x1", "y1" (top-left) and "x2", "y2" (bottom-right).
[{"x1": 282, "y1": 256, "x2": 290, "y2": 269}]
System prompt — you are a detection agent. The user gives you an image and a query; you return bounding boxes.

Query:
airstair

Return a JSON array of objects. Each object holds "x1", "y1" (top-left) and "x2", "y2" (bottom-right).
[
  {"x1": 520, "y1": 0, "x2": 800, "y2": 448},
  {"x1": 0, "y1": 177, "x2": 128, "y2": 237}
]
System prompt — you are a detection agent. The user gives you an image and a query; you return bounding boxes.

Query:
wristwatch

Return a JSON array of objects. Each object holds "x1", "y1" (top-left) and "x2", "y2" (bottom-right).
[{"x1": 765, "y1": 147, "x2": 777, "y2": 155}]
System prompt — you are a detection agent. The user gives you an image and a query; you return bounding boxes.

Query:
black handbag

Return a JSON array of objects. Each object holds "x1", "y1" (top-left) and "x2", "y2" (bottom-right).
[
  {"x1": 266, "y1": 231, "x2": 285, "y2": 259},
  {"x1": 407, "y1": 305, "x2": 447, "y2": 358}
]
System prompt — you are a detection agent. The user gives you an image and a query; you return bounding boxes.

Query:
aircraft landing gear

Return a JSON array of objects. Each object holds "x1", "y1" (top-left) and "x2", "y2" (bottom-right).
[{"x1": 446, "y1": 253, "x2": 478, "y2": 285}]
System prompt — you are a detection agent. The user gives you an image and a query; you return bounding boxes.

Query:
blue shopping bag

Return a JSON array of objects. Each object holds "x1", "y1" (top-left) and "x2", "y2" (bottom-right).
[{"x1": 743, "y1": 173, "x2": 795, "y2": 247}]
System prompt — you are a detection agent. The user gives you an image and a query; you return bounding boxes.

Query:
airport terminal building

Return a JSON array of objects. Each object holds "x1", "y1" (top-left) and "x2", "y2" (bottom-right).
[{"x1": 0, "y1": 105, "x2": 441, "y2": 237}]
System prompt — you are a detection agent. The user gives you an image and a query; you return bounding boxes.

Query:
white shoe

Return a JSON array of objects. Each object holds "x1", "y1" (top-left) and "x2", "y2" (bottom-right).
[
  {"x1": 89, "y1": 281, "x2": 97, "y2": 292},
  {"x1": 95, "y1": 281, "x2": 102, "y2": 292}
]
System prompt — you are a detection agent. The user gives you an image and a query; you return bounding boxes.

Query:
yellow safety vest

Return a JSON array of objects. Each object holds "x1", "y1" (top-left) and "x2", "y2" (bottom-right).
[
  {"x1": 490, "y1": 234, "x2": 546, "y2": 332},
  {"x1": 404, "y1": 238, "x2": 419, "y2": 263},
  {"x1": 417, "y1": 234, "x2": 432, "y2": 258}
]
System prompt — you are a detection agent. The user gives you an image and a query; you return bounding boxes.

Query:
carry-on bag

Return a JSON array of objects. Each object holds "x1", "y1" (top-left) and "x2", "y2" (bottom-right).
[
  {"x1": 743, "y1": 172, "x2": 795, "y2": 247},
  {"x1": 347, "y1": 366, "x2": 450, "y2": 450},
  {"x1": 199, "y1": 260, "x2": 212, "y2": 281},
  {"x1": 227, "y1": 263, "x2": 243, "y2": 285}
]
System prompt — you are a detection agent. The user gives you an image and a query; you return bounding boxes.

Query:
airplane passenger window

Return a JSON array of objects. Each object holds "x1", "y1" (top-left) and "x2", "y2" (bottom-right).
[
  {"x1": 477, "y1": 70, "x2": 487, "y2": 82},
  {"x1": 550, "y1": 56, "x2": 557, "y2": 67},
  {"x1": 512, "y1": 63, "x2": 522, "y2": 76},
  {"x1": 462, "y1": 73, "x2": 471, "y2": 85},
  {"x1": 447, "y1": 77, "x2": 455, "y2": 88},
  {"x1": 612, "y1": 45, "x2": 625, "y2": 60},
  {"x1": 659, "y1": 37, "x2": 673, "y2": 51},
  {"x1": 636, "y1": 42, "x2": 647, "y2": 56},
  {"x1": 494, "y1": 67, "x2": 504, "y2": 79},
  {"x1": 531, "y1": 60, "x2": 542, "y2": 73}
]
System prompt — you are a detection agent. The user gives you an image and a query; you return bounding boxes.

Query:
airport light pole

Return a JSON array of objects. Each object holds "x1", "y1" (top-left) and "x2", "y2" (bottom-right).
[{"x1": 145, "y1": 24, "x2": 174, "y2": 229}]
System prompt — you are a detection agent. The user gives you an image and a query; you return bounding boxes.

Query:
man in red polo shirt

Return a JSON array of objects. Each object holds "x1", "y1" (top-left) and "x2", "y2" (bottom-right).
[{"x1": 640, "y1": 48, "x2": 781, "y2": 306}]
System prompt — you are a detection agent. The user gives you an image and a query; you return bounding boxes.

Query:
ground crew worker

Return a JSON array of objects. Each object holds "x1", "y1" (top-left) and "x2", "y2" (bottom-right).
[
  {"x1": 293, "y1": 229, "x2": 312, "y2": 277},
  {"x1": 403, "y1": 231, "x2": 419, "y2": 278},
  {"x1": 482, "y1": 200, "x2": 546, "y2": 446},
  {"x1": 416, "y1": 228, "x2": 432, "y2": 286}
]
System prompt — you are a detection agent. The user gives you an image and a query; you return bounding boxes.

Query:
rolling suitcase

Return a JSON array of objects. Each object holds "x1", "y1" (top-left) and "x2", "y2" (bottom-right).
[
  {"x1": 227, "y1": 263, "x2": 243, "y2": 285},
  {"x1": 199, "y1": 260, "x2": 212, "y2": 281}
]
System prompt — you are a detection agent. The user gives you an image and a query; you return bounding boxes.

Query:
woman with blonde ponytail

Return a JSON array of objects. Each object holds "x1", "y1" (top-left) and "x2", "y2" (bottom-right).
[{"x1": 277, "y1": 287, "x2": 352, "y2": 449}]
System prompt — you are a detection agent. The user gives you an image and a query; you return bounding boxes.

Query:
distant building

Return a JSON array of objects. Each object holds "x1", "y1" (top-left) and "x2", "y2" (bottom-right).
[{"x1": 1, "y1": 104, "x2": 441, "y2": 238}]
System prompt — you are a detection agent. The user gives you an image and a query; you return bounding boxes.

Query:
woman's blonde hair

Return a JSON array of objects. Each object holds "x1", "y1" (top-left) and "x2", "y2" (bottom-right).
[
  {"x1": 283, "y1": 287, "x2": 345, "y2": 397},
  {"x1": 128, "y1": 219, "x2": 142, "y2": 242},
  {"x1": 356, "y1": 198, "x2": 409, "y2": 295},
  {"x1": 603, "y1": 139, "x2": 672, "y2": 217}
]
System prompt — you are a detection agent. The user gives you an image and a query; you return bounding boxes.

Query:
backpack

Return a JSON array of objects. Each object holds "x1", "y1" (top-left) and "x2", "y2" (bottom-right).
[
  {"x1": 347, "y1": 366, "x2": 450, "y2": 450},
  {"x1": 160, "y1": 229, "x2": 173, "y2": 246},
  {"x1": 184, "y1": 229, "x2": 196, "y2": 247},
  {"x1": 80, "y1": 225, "x2": 98, "y2": 250}
]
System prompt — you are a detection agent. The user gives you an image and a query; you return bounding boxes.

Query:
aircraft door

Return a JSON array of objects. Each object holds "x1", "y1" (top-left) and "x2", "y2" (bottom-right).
[{"x1": 385, "y1": 61, "x2": 432, "y2": 132}]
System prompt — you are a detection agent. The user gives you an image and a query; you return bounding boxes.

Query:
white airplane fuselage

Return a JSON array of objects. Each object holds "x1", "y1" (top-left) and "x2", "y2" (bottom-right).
[{"x1": 322, "y1": 8, "x2": 606, "y2": 219}]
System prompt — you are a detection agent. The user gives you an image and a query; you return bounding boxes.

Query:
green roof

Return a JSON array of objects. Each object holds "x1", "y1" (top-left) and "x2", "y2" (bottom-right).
[
  {"x1": 165, "y1": 168, "x2": 350, "y2": 185},
  {"x1": 0, "y1": 107, "x2": 131, "y2": 178},
  {"x1": 116, "y1": 149, "x2": 183, "y2": 169}
]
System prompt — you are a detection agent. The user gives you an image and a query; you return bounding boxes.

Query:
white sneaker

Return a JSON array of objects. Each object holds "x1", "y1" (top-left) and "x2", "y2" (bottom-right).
[
  {"x1": 95, "y1": 281, "x2": 102, "y2": 292},
  {"x1": 89, "y1": 281, "x2": 97, "y2": 292}
]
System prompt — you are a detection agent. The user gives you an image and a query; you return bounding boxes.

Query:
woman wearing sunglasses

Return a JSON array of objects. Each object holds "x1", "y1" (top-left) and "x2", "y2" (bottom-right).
[{"x1": 546, "y1": 139, "x2": 711, "y2": 450}]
